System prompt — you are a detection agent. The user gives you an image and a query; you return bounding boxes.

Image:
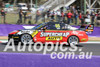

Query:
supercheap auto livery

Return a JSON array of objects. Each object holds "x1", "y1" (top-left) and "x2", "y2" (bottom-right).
[{"x1": 8, "y1": 22, "x2": 94, "y2": 44}]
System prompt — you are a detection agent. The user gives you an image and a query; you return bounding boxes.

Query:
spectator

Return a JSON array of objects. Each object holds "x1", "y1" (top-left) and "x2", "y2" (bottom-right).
[
  {"x1": 79, "y1": 13, "x2": 84, "y2": 24},
  {"x1": 72, "y1": 6, "x2": 76, "y2": 13},
  {"x1": 1, "y1": 9, "x2": 6, "y2": 24},
  {"x1": 85, "y1": 11, "x2": 91, "y2": 24},
  {"x1": 47, "y1": 9, "x2": 51, "y2": 20},
  {"x1": 61, "y1": 11, "x2": 65, "y2": 22},
  {"x1": 91, "y1": 12, "x2": 95, "y2": 24},
  {"x1": 64, "y1": 11, "x2": 68, "y2": 23},
  {"x1": 35, "y1": 10, "x2": 41, "y2": 23},
  {"x1": 56, "y1": 10, "x2": 61, "y2": 22},
  {"x1": 50, "y1": 10, "x2": 55, "y2": 21},
  {"x1": 67, "y1": 11, "x2": 73, "y2": 24},
  {"x1": 74, "y1": 10, "x2": 78, "y2": 25},
  {"x1": 96, "y1": 12, "x2": 100, "y2": 26},
  {"x1": 19, "y1": 10, "x2": 23, "y2": 24},
  {"x1": 23, "y1": 12, "x2": 27, "y2": 23},
  {"x1": 42, "y1": 11, "x2": 46, "y2": 22}
]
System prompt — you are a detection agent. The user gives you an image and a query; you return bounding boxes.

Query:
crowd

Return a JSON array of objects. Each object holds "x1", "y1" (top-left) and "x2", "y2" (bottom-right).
[
  {"x1": 0, "y1": 6, "x2": 100, "y2": 26},
  {"x1": 17, "y1": 10, "x2": 32, "y2": 24},
  {"x1": 35, "y1": 6, "x2": 100, "y2": 26}
]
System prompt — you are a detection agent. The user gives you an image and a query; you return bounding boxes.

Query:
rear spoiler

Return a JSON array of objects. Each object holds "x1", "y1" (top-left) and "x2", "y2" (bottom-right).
[{"x1": 79, "y1": 24, "x2": 94, "y2": 34}]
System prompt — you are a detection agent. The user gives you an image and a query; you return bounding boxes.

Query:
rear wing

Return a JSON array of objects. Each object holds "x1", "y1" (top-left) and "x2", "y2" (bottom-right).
[{"x1": 79, "y1": 24, "x2": 94, "y2": 34}]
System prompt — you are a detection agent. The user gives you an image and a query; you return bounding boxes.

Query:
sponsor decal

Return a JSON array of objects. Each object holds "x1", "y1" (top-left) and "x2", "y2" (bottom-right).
[
  {"x1": 46, "y1": 36, "x2": 63, "y2": 40},
  {"x1": 31, "y1": 30, "x2": 38, "y2": 37},
  {"x1": 40, "y1": 32, "x2": 70, "y2": 37},
  {"x1": 18, "y1": 30, "x2": 34, "y2": 35},
  {"x1": 72, "y1": 31, "x2": 79, "y2": 35},
  {"x1": 55, "y1": 24, "x2": 60, "y2": 29},
  {"x1": 12, "y1": 36, "x2": 19, "y2": 38},
  {"x1": 81, "y1": 38, "x2": 87, "y2": 41},
  {"x1": 86, "y1": 29, "x2": 93, "y2": 32},
  {"x1": 21, "y1": 30, "x2": 31, "y2": 33}
]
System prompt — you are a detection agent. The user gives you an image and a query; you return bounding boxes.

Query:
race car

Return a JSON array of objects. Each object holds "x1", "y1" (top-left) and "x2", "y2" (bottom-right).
[{"x1": 8, "y1": 22, "x2": 94, "y2": 44}]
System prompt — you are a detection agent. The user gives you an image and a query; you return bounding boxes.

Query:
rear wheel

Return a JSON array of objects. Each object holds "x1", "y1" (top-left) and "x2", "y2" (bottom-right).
[
  {"x1": 68, "y1": 36, "x2": 79, "y2": 45},
  {"x1": 21, "y1": 34, "x2": 32, "y2": 44}
]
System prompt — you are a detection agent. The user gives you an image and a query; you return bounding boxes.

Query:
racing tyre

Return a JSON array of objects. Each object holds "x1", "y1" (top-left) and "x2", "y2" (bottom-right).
[
  {"x1": 68, "y1": 36, "x2": 79, "y2": 45},
  {"x1": 21, "y1": 34, "x2": 32, "y2": 44}
]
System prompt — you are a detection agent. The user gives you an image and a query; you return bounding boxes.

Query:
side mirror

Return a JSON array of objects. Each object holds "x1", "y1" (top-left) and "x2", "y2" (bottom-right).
[{"x1": 41, "y1": 27, "x2": 46, "y2": 32}]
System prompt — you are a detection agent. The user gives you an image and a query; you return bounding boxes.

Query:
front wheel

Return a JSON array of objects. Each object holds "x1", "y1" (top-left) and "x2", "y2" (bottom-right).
[
  {"x1": 21, "y1": 34, "x2": 32, "y2": 44},
  {"x1": 68, "y1": 36, "x2": 79, "y2": 45}
]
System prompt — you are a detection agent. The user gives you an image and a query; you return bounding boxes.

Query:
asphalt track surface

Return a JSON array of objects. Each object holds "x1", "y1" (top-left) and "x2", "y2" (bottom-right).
[{"x1": 0, "y1": 43, "x2": 100, "y2": 56}]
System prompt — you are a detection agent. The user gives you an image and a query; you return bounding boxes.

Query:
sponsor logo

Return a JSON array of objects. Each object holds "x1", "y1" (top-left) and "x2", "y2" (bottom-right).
[
  {"x1": 46, "y1": 36, "x2": 63, "y2": 40},
  {"x1": 40, "y1": 32, "x2": 70, "y2": 37}
]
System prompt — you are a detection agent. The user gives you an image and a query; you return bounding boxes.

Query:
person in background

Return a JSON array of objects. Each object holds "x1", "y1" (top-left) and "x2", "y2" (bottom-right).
[
  {"x1": 91, "y1": 11, "x2": 95, "y2": 24},
  {"x1": 61, "y1": 11, "x2": 65, "y2": 22},
  {"x1": 72, "y1": 6, "x2": 76, "y2": 13},
  {"x1": 47, "y1": 9, "x2": 51, "y2": 21},
  {"x1": 19, "y1": 10, "x2": 23, "y2": 24},
  {"x1": 64, "y1": 11, "x2": 68, "y2": 23},
  {"x1": 79, "y1": 13, "x2": 84, "y2": 24},
  {"x1": 35, "y1": 10, "x2": 41, "y2": 23},
  {"x1": 50, "y1": 10, "x2": 55, "y2": 21},
  {"x1": 56, "y1": 10, "x2": 61, "y2": 22},
  {"x1": 23, "y1": 12, "x2": 27, "y2": 23},
  {"x1": 42, "y1": 11, "x2": 46, "y2": 22},
  {"x1": 96, "y1": 12, "x2": 100, "y2": 26},
  {"x1": 85, "y1": 11, "x2": 91, "y2": 24},
  {"x1": 74, "y1": 10, "x2": 78, "y2": 25},
  {"x1": 1, "y1": 9, "x2": 6, "y2": 24},
  {"x1": 67, "y1": 11, "x2": 73, "y2": 24}
]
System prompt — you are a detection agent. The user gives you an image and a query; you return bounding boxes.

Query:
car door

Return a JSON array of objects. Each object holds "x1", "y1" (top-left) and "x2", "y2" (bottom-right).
[
  {"x1": 57, "y1": 23, "x2": 71, "y2": 42},
  {"x1": 36, "y1": 23, "x2": 62, "y2": 43},
  {"x1": 45, "y1": 23, "x2": 63, "y2": 43}
]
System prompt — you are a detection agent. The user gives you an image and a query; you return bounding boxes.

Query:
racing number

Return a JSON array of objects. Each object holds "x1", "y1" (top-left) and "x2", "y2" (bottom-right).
[{"x1": 55, "y1": 24, "x2": 60, "y2": 29}]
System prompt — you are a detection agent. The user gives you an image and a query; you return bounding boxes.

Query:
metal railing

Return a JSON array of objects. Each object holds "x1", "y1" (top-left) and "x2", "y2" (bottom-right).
[{"x1": 42, "y1": 0, "x2": 76, "y2": 11}]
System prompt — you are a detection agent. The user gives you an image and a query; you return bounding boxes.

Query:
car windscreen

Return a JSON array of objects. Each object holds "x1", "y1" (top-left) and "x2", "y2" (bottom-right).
[{"x1": 32, "y1": 23, "x2": 46, "y2": 30}]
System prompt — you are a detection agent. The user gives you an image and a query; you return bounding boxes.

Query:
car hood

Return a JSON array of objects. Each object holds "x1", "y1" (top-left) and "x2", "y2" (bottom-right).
[{"x1": 17, "y1": 29, "x2": 35, "y2": 35}]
